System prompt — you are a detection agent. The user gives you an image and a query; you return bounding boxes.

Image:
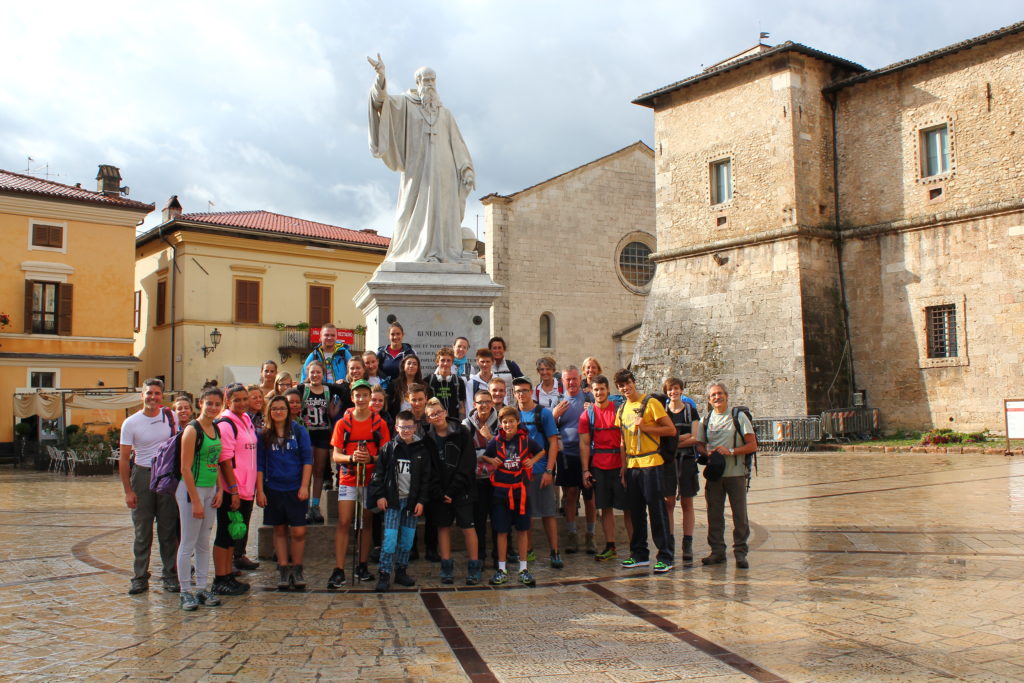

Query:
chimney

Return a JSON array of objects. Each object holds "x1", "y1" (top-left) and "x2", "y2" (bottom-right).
[
  {"x1": 96, "y1": 164, "x2": 122, "y2": 196},
  {"x1": 162, "y1": 195, "x2": 183, "y2": 223}
]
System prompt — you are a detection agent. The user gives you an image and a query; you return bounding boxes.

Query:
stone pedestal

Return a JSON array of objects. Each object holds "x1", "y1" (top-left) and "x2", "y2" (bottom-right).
[{"x1": 353, "y1": 260, "x2": 503, "y2": 374}]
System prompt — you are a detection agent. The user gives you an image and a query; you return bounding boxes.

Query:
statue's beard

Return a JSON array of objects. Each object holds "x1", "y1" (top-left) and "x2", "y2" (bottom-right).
[{"x1": 419, "y1": 86, "x2": 440, "y2": 115}]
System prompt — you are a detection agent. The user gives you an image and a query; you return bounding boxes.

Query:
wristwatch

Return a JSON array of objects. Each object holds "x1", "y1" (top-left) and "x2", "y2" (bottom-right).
[
  {"x1": 545, "y1": 468, "x2": 555, "y2": 475},
  {"x1": 729, "y1": 448, "x2": 735, "y2": 456}
]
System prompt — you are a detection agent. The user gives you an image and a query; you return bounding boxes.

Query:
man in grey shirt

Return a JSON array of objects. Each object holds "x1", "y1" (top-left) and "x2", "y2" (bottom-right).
[{"x1": 119, "y1": 378, "x2": 180, "y2": 594}]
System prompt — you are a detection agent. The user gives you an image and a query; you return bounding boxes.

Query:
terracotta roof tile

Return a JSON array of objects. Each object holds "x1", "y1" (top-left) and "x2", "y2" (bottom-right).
[
  {"x1": 0, "y1": 169, "x2": 154, "y2": 211},
  {"x1": 175, "y1": 210, "x2": 389, "y2": 248}
]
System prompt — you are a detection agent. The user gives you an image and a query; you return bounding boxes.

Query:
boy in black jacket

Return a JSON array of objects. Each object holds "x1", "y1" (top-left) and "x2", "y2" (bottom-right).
[
  {"x1": 425, "y1": 398, "x2": 481, "y2": 585},
  {"x1": 369, "y1": 411, "x2": 432, "y2": 592}
]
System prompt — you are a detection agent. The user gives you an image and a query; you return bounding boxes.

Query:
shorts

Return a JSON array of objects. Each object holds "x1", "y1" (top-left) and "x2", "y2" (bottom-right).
[
  {"x1": 308, "y1": 429, "x2": 332, "y2": 449},
  {"x1": 263, "y1": 488, "x2": 308, "y2": 527},
  {"x1": 592, "y1": 467, "x2": 627, "y2": 510},
  {"x1": 492, "y1": 490, "x2": 530, "y2": 533},
  {"x1": 660, "y1": 454, "x2": 678, "y2": 499},
  {"x1": 432, "y1": 499, "x2": 475, "y2": 529},
  {"x1": 215, "y1": 497, "x2": 254, "y2": 549},
  {"x1": 677, "y1": 456, "x2": 700, "y2": 499},
  {"x1": 336, "y1": 484, "x2": 362, "y2": 502},
  {"x1": 555, "y1": 452, "x2": 593, "y2": 494},
  {"x1": 527, "y1": 475, "x2": 557, "y2": 518}
]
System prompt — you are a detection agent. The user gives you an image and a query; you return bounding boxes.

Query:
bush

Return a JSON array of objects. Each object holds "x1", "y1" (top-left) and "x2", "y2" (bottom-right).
[{"x1": 920, "y1": 428, "x2": 989, "y2": 446}]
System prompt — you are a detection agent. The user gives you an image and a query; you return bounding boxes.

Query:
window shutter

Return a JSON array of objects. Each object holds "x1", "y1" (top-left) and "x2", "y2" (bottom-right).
[
  {"x1": 57, "y1": 283, "x2": 73, "y2": 336},
  {"x1": 24, "y1": 281, "x2": 34, "y2": 333},
  {"x1": 235, "y1": 279, "x2": 260, "y2": 323},
  {"x1": 309, "y1": 285, "x2": 331, "y2": 328}
]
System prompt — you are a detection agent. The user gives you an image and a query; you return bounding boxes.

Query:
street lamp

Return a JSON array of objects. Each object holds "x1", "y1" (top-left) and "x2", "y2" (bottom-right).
[{"x1": 201, "y1": 328, "x2": 222, "y2": 358}]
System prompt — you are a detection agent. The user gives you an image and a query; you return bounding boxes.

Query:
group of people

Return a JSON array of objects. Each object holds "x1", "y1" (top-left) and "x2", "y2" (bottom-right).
[{"x1": 118, "y1": 321, "x2": 756, "y2": 609}]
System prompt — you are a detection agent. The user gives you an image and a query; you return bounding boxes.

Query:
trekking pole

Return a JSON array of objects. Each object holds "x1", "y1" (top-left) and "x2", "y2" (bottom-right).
[{"x1": 353, "y1": 458, "x2": 366, "y2": 578}]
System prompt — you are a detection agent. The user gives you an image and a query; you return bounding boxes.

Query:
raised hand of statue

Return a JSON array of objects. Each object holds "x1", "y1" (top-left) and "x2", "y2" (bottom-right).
[{"x1": 367, "y1": 53, "x2": 386, "y2": 81}]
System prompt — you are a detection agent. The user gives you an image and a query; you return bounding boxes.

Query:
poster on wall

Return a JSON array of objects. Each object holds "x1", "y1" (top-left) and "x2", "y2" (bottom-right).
[
  {"x1": 309, "y1": 327, "x2": 354, "y2": 346},
  {"x1": 1005, "y1": 399, "x2": 1024, "y2": 453}
]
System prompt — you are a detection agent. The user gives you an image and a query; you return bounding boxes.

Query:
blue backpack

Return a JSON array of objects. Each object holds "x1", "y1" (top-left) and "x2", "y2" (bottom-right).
[{"x1": 149, "y1": 416, "x2": 204, "y2": 496}]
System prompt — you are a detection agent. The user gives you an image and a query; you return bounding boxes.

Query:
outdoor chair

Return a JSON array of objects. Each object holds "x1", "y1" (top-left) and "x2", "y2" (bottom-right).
[{"x1": 65, "y1": 449, "x2": 85, "y2": 475}]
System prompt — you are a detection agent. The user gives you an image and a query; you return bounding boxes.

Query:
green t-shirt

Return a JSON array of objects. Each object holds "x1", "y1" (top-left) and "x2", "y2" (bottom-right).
[{"x1": 193, "y1": 425, "x2": 222, "y2": 488}]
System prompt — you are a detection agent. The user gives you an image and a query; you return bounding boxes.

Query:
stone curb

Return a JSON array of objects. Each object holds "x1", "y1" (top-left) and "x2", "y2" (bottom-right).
[{"x1": 812, "y1": 444, "x2": 1023, "y2": 455}]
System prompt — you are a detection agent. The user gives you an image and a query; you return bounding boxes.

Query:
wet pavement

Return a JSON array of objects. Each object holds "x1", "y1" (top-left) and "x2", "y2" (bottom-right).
[{"x1": 1, "y1": 452, "x2": 1023, "y2": 682}]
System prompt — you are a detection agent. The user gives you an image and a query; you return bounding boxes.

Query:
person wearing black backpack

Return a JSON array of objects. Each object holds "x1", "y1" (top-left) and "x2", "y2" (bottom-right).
[{"x1": 695, "y1": 382, "x2": 757, "y2": 569}]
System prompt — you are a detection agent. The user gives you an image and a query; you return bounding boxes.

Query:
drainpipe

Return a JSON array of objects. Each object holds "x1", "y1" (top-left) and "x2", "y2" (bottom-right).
[
  {"x1": 828, "y1": 92, "x2": 856, "y2": 405},
  {"x1": 157, "y1": 224, "x2": 177, "y2": 391}
]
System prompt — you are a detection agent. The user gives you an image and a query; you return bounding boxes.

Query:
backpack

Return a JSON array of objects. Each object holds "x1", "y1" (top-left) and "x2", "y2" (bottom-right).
[
  {"x1": 657, "y1": 394, "x2": 700, "y2": 460},
  {"x1": 149, "y1": 419, "x2": 204, "y2": 496},
  {"x1": 615, "y1": 395, "x2": 662, "y2": 460},
  {"x1": 534, "y1": 379, "x2": 564, "y2": 406},
  {"x1": 700, "y1": 406, "x2": 758, "y2": 489},
  {"x1": 337, "y1": 412, "x2": 387, "y2": 453},
  {"x1": 585, "y1": 403, "x2": 621, "y2": 456}
]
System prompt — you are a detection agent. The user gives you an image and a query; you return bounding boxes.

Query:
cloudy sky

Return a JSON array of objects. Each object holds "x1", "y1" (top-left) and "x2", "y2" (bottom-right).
[{"x1": 2, "y1": 1, "x2": 1020, "y2": 237}]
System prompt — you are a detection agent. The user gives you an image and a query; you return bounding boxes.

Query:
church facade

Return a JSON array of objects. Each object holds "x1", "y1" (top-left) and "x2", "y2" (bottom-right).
[{"x1": 631, "y1": 22, "x2": 1024, "y2": 431}]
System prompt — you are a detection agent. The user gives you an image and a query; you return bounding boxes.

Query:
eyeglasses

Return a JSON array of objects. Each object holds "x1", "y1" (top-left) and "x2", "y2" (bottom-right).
[
  {"x1": 513, "y1": 388, "x2": 531, "y2": 394},
  {"x1": 396, "y1": 424, "x2": 417, "y2": 431}
]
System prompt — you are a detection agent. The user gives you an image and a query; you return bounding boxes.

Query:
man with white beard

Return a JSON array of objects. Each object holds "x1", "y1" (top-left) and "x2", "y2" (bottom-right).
[{"x1": 367, "y1": 55, "x2": 475, "y2": 264}]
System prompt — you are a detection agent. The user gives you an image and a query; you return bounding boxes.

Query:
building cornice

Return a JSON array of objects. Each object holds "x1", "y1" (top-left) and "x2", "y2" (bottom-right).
[{"x1": 0, "y1": 194, "x2": 150, "y2": 227}]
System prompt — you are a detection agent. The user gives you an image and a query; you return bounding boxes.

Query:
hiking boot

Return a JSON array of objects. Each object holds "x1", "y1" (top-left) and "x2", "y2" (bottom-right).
[
  {"x1": 701, "y1": 554, "x2": 726, "y2": 566},
  {"x1": 277, "y1": 564, "x2": 291, "y2": 591},
  {"x1": 326, "y1": 567, "x2": 346, "y2": 589},
  {"x1": 228, "y1": 576, "x2": 250, "y2": 592},
  {"x1": 439, "y1": 559, "x2": 454, "y2": 584},
  {"x1": 306, "y1": 506, "x2": 324, "y2": 525},
  {"x1": 355, "y1": 563, "x2": 374, "y2": 583},
  {"x1": 565, "y1": 531, "x2": 579, "y2": 554},
  {"x1": 196, "y1": 589, "x2": 221, "y2": 607},
  {"x1": 735, "y1": 554, "x2": 750, "y2": 569},
  {"x1": 489, "y1": 568, "x2": 509, "y2": 585},
  {"x1": 621, "y1": 557, "x2": 650, "y2": 569},
  {"x1": 585, "y1": 532, "x2": 597, "y2": 554},
  {"x1": 549, "y1": 551, "x2": 564, "y2": 569},
  {"x1": 595, "y1": 547, "x2": 617, "y2": 562},
  {"x1": 290, "y1": 565, "x2": 307, "y2": 590},
  {"x1": 466, "y1": 559, "x2": 483, "y2": 586},
  {"x1": 653, "y1": 561, "x2": 674, "y2": 574},
  {"x1": 212, "y1": 578, "x2": 247, "y2": 596},
  {"x1": 162, "y1": 576, "x2": 180, "y2": 593},
  {"x1": 179, "y1": 591, "x2": 199, "y2": 611},
  {"x1": 394, "y1": 565, "x2": 415, "y2": 587},
  {"x1": 128, "y1": 577, "x2": 149, "y2": 595},
  {"x1": 234, "y1": 556, "x2": 260, "y2": 571},
  {"x1": 682, "y1": 537, "x2": 694, "y2": 562},
  {"x1": 518, "y1": 569, "x2": 536, "y2": 586},
  {"x1": 425, "y1": 548, "x2": 441, "y2": 563},
  {"x1": 375, "y1": 572, "x2": 391, "y2": 593}
]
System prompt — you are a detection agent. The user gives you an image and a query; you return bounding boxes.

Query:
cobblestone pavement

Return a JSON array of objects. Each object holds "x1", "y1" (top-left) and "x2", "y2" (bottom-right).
[{"x1": 1, "y1": 452, "x2": 1023, "y2": 682}]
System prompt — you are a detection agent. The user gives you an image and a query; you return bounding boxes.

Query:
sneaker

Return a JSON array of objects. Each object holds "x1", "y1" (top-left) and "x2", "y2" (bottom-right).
[
  {"x1": 326, "y1": 567, "x2": 346, "y2": 589},
  {"x1": 277, "y1": 565, "x2": 291, "y2": 591},
  {"x1": 549, "y1": 552, "x2": 564, "y2": 569},
  {"x1": 585, "y1": 532, "x2": 597, "y2": 554},
  {"x1": 394, "y1": 566, "x2": 416, "y2": 587},
  {"x1": 212, "y1": 578, "x2": 247, "y2": 596},
  {"x1": 128, "y1": 577, "x2": 149, "y2": 595},
  {"x1": 228, "y1": 576, "x2": 250, "y2": 593},
  {"x1": 518, "y1": 569, "x2": 536, "y2": 587},
  {"x1": 621, "y1": 557, "x2": 650, "y2": 569},
  {"x1": 526, "y1": 549, "x2": 536, "y2": 562},
  {"x1": 735, "y1": 554, "x2": 750, "y2": 569},
  {"x1": 306, "y1": 506, "x2": 324, "y2": 525},
  {"x1": 701, "y1": 554, "x2": 726, "y2": 566},
  {"x1": 179, "y1": 591, "x2": 199, "y2": 611},
  {"x1": 595, "y1": 547, "x2": 618, "y2": 562},
  {"x1": 489, "y1": 569, "x2": 509, "y2": 586},
  {"x1": 355, "y1": 563, "x2": 375, "y2": 583},
  {"x1": 161, "y1": 576, "x2": 180, "y2": 593},
  {"x1": 196, "y1": 589, "x2": 221, "y2": 607},
  {"x1": 375, "y1": 572, "x2": 391, "y2": 593},
  {"x1": 234, "y1": 556, "x2": 260, "y2": 571},
  {"x1": 565, "y1": 531, "x2": 579, "y2": 554},
  {"x1": 653, "y1": 561, "x2": 674, "y2": 574},
  {"x1": 290, "y1": 565, "x2": 307, "y2": 590}
]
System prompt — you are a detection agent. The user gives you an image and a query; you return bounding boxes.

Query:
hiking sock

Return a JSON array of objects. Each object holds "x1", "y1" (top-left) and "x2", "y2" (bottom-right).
[
  {"x1": 586, "y1": 523, "x2": 596, "y2": 534},
  {"x1": 310, "y1": 497, "x2": 320, "y2": 508},
  {"x1": 519, "y1": 560, "x2": 528, "y2": 572},
  {"x1": 566, "y1": 521, "x2": 577, "y2": 534},
  {"x1": 498, "y1": 561, "x2": 506, "y2": 571},
  {"x1": 214, "y1": 574, "x2": 230, "y2": 584}
]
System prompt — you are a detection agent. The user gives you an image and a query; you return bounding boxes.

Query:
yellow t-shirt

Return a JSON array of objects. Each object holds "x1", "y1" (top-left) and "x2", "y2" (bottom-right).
[{"x1": 614, "y1": 395, "x2": 667, "y2": 468}]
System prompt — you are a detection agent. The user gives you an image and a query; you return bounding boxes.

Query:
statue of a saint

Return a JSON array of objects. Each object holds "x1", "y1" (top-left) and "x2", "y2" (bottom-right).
[{"x1": 367, "y1": 55, "x2": 475, "y2": 264}]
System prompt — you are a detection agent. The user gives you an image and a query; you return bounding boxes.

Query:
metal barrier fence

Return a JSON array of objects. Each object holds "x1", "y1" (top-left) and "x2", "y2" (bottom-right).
[
  {"x1": 752, "y1": 417, "x2": 823, "y2": 452},
  {"x1": 820, "y1": 408, "x2": 880, "y2": 442}
]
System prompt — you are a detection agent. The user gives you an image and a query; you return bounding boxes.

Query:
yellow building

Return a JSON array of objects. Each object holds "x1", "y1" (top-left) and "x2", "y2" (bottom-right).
[
  {"x1": 135, "y1": 199, "x2": 389, "y2": 393},
  {"x1": 0, "y1": 166, "x2": 153, "y2": 450}
]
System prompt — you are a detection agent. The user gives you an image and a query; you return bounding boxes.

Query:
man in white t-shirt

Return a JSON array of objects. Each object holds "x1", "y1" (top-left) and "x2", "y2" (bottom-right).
[{"x1": 119, "y1": 378, "x2": 180, "y2": 595}]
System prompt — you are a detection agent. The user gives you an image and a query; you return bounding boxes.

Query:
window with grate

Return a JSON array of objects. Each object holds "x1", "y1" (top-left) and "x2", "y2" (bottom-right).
[
  {"x1": 926, "y1": 304, "x2": 957, "y2": 358},
  {"x1": 619, "y1": 241, "x2": 655, "y2": 288}
]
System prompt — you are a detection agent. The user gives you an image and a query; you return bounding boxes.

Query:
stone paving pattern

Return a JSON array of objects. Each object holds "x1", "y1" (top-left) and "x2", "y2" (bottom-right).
[{"x1": 1, "y1": 452, "x2": 1023, "y2": 681}]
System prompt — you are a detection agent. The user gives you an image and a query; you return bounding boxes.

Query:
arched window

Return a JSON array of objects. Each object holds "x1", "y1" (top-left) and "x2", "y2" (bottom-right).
[{"x1": 539, "y1": 313, "x2": 553, "y2": 349}]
